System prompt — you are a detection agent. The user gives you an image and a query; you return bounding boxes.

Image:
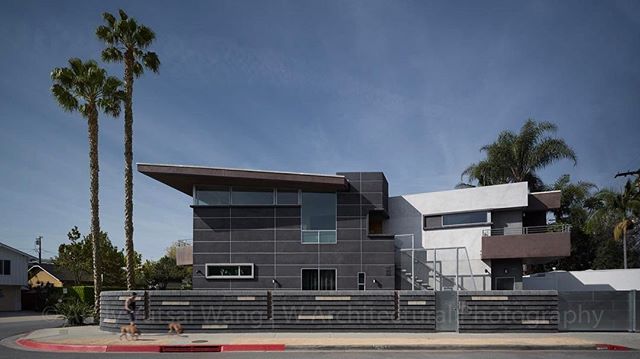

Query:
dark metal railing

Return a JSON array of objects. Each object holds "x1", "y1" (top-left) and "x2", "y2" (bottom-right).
[{"x1": 482, "y1": 224, "x2": 571, "y2": 237}]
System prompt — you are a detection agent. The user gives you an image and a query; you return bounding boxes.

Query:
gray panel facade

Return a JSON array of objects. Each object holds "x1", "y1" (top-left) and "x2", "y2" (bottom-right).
[{"x1": 192, "y1": 172, "x2": 395, "y2": 290}]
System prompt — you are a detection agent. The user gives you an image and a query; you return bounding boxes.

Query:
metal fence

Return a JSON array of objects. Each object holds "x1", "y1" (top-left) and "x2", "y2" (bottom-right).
[
  {"x1": 482, "y1": 224, "x2": 571, "y2": 237},
  {"x1": 558, "y1": 291, "x2": 637, "y2": 332}
]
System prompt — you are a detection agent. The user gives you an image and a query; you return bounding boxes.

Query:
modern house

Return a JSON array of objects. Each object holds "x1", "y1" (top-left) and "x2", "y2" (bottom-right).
[
  {"x1": 0, "y1": 242, "x2": 33, "y2": 311},
  {"x1": 139, "y1": 163, "x2": 570, "y2": 291}
]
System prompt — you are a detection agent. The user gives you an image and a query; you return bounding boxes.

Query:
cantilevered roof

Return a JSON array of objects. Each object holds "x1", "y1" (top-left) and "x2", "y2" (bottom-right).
[{"x1": 137, "y1": 163, "x2": 349, "y2": 196}]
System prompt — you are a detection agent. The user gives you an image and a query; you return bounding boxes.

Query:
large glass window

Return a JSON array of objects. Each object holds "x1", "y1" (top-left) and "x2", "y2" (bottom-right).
[
  {"x1": 302, "y1": 269, "x2": 336, "y2": 290},
  {"x1": 442, "y1": 211, "x2": 488, "y2": 226},
  {"x1": 195, "y1": 186, "x2": 230, "y2": 205},
  {"x1": 205, "y1": 263, "x2": 254, "y2": 279},
  {"x1": 301, "y1": 192, "x2": 336, "y2": 244},
  {"x1": 231, "y1": 188, "x2": 274, "y2": 205}
]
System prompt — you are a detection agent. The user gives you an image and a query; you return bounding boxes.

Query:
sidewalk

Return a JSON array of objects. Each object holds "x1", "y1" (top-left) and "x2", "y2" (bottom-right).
[{"x1": 13, "y1": 326, "x2": 640, "y2": 352}]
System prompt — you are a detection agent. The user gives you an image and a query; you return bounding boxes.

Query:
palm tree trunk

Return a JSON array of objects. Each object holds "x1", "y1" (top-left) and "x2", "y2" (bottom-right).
[
  {"x1": 88, "y1": 107, "x2": 102, "y2": 319},
  {"x1": 124, "y1": 50, "x2": 135, "y2": 290},
  {"x1": 623, "y1": 229, "x2": 628, "y2": 270}
]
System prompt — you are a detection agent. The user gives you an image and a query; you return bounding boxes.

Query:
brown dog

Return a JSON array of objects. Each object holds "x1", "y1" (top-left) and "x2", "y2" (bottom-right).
[
  {"x1": 119, "y1": 324, "x2": 140, "y2": 340},
  {"x1": 168, "y1": 322, "x2": 183, "y2": 335}
]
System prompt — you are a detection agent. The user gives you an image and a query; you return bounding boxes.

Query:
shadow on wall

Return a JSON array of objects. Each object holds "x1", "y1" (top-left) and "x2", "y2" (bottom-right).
[
  {"x1": 524, "y1": 271, "x2": 618, "y2": 291},
  {"x1": 387, "y1": 196, "x2": 423, "y2": 250}
]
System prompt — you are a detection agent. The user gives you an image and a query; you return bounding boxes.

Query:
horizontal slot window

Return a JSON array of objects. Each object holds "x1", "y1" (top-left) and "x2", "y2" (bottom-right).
[
  {"x1": 205, "y1": 263, "x2": 254, "y2": 279},
  {"x1": 277, "y1": 190, "x2": 300, "y2": 205},
  {"x1": 195, "y1": 186, "x2": 230, "y2": 205},
  {"x1": 442, "y1": 211, "x2": 488, "y2": 226},
  {"x1": 231, "y1": 188, "x2": 274, "y2": 205}
]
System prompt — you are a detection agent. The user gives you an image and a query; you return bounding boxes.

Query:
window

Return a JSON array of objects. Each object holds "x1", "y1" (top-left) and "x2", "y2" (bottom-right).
[
  {"x1": 442, "y1": 211, "x2": 488, "y2": 226},
  {"x1": 205, "y1": 263, "x2": 254, "y2": 279},
  {"x1": 0, "y1": 260, "x2": 10, "y2": 275},
  {"x1": 231, "y1": 188, "x2": 274, "y2": 205},
  {"x1": 301, "y1": 269, "x2": 336, "y2": 290},
  {"x1": 195, "y1": 186, "x2": 230, "y2": 205},
  {"x1": 301, "y1": 192, "x2": 337, "y2": 244},
  {"x1": 357, "y1": 272, "x2": 366, "y2": 290},
  {"x1": 277, "y1": 190, "x2": 300, "y2": 205}
]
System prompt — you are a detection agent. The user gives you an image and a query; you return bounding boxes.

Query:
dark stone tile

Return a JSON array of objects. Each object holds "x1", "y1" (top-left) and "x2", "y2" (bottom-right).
[
  {"x1": 230, "y1": 207, "x2": 275, "y2": 218},
  {"x1": 194, "y1": 217, "x2": 230, "y2": 230},
  {"x1": 230, "y1": 217, "x2": 274, "y2": 230},
  {"x1": 231, "y1": 230, "x2": 274, "y2": 241}
]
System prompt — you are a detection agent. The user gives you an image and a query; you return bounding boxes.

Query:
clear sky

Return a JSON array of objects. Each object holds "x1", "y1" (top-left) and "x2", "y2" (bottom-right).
[{"x1": 1, "y1": 0, "x2": 638, "y2": 260}]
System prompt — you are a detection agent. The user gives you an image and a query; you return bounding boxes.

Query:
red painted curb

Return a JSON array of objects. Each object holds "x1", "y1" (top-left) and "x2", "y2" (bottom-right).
[
  {"x1": 16, "y1": 338, "x2": 286, "y2": 353},
  {"x1": 17, "y1": 339, "x2": 107, "y2": 352},
  {"x1": 221, "y1": 344, "x2": 286, "y2": 352},
  {"x1": 595, "y1": 344, "x2": 631, "y2": 351}
]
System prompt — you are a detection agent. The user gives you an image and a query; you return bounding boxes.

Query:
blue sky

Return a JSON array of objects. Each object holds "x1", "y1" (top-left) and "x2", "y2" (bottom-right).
[{"x1": 1, "y1": 0, "x2": 639, "y2": 260}]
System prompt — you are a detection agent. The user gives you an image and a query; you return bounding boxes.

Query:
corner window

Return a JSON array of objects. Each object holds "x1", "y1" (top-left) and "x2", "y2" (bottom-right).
[
  {"x1": 301, "y1": 192, "x2": 337, "y2": 244},
  {"x1": 301, "y1": 269, "x2": 336, "y2": 290},
  {"x1": 205, "y1": 263, "x2": 254, "y2": 279},
  {"x1": 0, "y1": 260, "x2": 10, "y2": 275}
]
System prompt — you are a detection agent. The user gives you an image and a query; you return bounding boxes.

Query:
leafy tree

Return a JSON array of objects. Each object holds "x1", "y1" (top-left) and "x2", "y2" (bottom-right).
[
  {"x1": 588, "y1": 180, "x2": 640, "y2": 269},
  {"x1": 139, "y1": 243, "x2": 191, "y2": 290},
  {"x1": 96, "y1": 9, "x2": 160, "y2": 290},
  {"x1": 54, "y1": 227, "x2": 142, "y2": 288},
  {"x1": 542, "y1": 175, "x2": 598, "y2": 271},
  {"x1": 54, "y1": 226, "x2": 92, "y2": 285},
  {"x1": 51, "y1": 58, "x2": 124, "y2": 316},
  {"x1": 459, "y1": 119, "x2": 577, "y2": 191}
]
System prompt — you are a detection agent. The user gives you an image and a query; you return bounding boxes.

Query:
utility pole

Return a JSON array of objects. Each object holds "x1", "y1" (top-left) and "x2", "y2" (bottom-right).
[{"x1": 35, "y1": 236, "x2": 42, "y2": 264}]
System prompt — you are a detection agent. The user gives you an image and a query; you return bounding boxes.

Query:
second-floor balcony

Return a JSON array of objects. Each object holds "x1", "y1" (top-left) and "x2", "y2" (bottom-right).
[{"x1": 481, "y1": 224, "x2": 571, "y2": 260}]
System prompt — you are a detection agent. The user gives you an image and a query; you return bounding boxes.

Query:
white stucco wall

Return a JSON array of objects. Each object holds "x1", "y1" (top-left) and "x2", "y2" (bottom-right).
[
  {"x1": 524, "y1": 269, "x2": 640, "y2": 291},
  {"x1": 387, "y1": 183, "x2": 530, "y2": 290},
  {"x1": 401, "y1": 182, "x2": 529, "y2": 215}
]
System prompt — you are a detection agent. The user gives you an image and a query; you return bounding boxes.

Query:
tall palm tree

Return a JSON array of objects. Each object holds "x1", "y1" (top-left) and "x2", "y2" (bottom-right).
[
  {"x1": 459, "y1": 119, "x2": 577, "y2": 191},
  {"x1": 96, "y1": 9, "x2": 160, "y2": 290},
  {"x1": 51, "y1": 58, "x2": 124, "y2": 316},
  {"x1": 589, "y1": 180, "x2": 640, "y2": 269}
]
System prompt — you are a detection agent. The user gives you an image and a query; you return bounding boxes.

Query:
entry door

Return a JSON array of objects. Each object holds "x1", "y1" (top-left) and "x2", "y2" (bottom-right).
[{"x1": 435, "y1": 291, "x2": 458, "y2": 332}]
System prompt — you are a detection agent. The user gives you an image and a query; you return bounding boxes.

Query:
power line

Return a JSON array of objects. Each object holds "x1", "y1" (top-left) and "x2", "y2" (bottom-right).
[{"x1": 615, "y1": 169, "x2": 640, "y2": 178}]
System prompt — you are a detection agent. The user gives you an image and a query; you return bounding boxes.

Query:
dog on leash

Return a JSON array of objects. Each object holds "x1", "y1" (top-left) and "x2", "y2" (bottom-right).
[
  {"x1": 168, "y1": 322, "x2": 184, "y2": 335},
  {"x1": 119, "y1": 324, "x2": 140, "y2": 340}
]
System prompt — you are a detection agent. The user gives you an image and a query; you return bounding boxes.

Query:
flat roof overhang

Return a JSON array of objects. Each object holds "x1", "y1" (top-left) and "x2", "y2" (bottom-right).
[{"x1": 137, "y1": 163, "x2": 349, "y2": 196}]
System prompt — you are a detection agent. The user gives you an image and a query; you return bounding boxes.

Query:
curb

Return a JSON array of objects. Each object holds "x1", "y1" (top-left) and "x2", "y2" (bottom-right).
[
  {"x1": 16, "y1": 338, "x2": 635, "y2": 352},
  {"x1": 16, "y1": 339, "x2": 285, "y2": 353}
]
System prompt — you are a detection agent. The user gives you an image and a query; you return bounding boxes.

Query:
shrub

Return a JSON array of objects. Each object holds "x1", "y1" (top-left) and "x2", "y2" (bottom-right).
[
  {"x1": 55, "y1": 299, "x2": 94, "y2": 326},
  {"x1": 68, "y1": 286, "x2": 94, "y2": 305}
]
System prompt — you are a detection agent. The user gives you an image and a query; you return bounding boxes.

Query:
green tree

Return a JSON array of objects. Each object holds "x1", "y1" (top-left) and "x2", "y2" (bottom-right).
[
  {"x1": 51, "y1": 58, "x2": 124, "y2": 317},
  {"x1": 139, "y1": 243, "x2": 191, "y2": 290},
  {"x1": 544, "y1": 175, "x2": 598, "y2": 271},
  {"x1": 54, "y1": 226, "x2": 92, "y2": 285},
  {"x1": 588, "y1": 180, "x2": 640, "y2": 269},
  {"x1": 459, "y1": 119, "x2": 577, "y2": 191},
  {"x1": 96, "y1": 10, "x2": 160, "y2": 290}
]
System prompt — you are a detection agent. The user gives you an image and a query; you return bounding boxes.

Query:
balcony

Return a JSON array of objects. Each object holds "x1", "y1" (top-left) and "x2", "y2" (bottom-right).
[{"x1": 481, "y1": 224, "x2": 571, "y2": 260}]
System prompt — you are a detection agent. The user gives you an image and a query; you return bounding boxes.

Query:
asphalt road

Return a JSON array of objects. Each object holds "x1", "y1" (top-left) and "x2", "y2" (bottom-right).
[{"x1": 0, "y1": 313, "x2": 639, "y2": 358}]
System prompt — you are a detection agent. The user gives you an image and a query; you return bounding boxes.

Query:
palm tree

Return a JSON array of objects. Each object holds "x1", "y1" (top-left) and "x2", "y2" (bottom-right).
[
  {"x1": 589, "y1": 180, "x2": 640, "y2": 269},
  {"x1": 51, "y1": 58, "x2": 124, "y2": 316},
  {"x1": 96, "y1": 9, "x2": 160, "y2": 290},
  {"x1": 459, "y1": 119, "x2": 577, "y2": 191}
]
